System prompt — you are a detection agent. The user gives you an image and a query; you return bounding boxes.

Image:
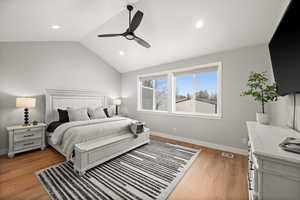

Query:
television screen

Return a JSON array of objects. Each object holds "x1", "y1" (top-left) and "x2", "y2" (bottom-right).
[{"x1": 269, "y1": 0, "x2": 300, "y2": 96}]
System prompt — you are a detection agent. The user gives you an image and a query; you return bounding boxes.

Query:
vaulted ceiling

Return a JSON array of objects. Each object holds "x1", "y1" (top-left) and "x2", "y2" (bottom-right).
[
  {"x1": 0, "y1": 0, "x2": 133, "y2": 41},
  {"x1": 0, "y1": 0, "x2": 290, "y2": 73}
]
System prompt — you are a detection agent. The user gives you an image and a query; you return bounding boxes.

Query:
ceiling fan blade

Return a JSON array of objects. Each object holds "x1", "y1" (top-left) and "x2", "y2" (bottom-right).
[
  {"x1": 129, "y1": 11, "x2": 144, "y2": 32},
  {"x1": 134, "y1": 36, "x2": 151, "y2": 48},
  {"x1": 97, "y1": 33, "x2": 123, "y2": 37}
]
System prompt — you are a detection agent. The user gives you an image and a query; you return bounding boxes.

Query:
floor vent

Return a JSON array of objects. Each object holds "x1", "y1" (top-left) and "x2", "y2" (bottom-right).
[{"x1": 221, "y1": 152, "x2": 234, "y2": 159}]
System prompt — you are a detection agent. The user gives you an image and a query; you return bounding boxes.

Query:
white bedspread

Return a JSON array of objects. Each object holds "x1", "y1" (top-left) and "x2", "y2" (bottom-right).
[{"x1": 51, "y1": 117, "x2": 135, "y2": 159}]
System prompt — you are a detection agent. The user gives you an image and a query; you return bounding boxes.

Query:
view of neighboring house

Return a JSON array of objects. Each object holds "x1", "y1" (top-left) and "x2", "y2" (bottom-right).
[{"x1": 176, "y1": 96, "x2": 217, "y2": 114}]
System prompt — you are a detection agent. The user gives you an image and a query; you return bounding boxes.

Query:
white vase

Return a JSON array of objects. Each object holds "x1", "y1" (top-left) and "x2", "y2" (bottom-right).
[{"x1": 256, "y1": 113, "x2": 269, "y2": 124}]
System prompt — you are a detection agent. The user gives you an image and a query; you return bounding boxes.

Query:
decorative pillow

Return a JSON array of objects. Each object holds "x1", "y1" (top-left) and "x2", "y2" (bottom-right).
[
  {"x1": 104, "y1": 106, "x2": 115, "y2": 118},
  {"x1": 87, "y1": 107, "x2": 107, "y2": 119},
  {"x1": 67, "y1": 108, "x2": 90, "y2": 121},
  {"x1": 57, "y1": 109, "x2": 69, "y2": 122},
  {"x1": 108, "y1": 105, "x2": 115, "y2": 117}
]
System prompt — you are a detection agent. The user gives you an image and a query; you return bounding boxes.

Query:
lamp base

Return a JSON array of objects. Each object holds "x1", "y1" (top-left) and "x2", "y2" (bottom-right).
[
  {"x1": 24, "y1": 108, "x2": 30, "y2": 126},
  {"x1": 115, "y1": 105, "x2": 119, "y2": 115}
]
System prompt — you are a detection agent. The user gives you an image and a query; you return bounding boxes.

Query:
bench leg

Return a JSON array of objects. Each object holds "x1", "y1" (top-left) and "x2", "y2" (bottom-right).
[{"x1": 74, "y1": 169, "x2": 86, "y2": 177}]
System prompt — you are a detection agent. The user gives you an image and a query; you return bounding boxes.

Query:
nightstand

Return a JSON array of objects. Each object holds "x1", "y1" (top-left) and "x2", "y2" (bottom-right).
[{"x1": 6, "y1": 123, "x2": 47, "y2": 158}]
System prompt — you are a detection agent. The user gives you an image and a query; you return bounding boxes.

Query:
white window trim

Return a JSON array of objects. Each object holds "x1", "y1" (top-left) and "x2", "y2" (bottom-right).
[
  {"x1": 137, "y1": 73, "x2": 169, "y2": 112},
  {"x1": 137, "y1": 62, "x2": 222, "y2": 119}
]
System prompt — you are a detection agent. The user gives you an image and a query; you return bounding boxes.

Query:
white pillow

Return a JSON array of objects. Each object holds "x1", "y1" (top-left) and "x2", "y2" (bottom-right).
[
  {"x1": 67, "y1": 108, "x2": 90, "y2": 121},
  {"x1": 88, "y1": 107, "x2": 106, "y2": 119}
]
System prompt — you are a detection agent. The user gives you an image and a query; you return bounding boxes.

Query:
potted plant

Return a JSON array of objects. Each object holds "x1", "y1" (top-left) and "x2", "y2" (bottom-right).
[
  {"x1": 32, "y1": 120, "x2": 39, "y2": 125},
  {"x1": 241, "y1": 71, "x2": 278, "y2": 124}
]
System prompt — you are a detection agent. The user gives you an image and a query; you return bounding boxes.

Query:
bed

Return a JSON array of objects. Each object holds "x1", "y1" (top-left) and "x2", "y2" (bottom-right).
[{"x1": 45, "y1": 89, "x2": 150, "y2": 176}]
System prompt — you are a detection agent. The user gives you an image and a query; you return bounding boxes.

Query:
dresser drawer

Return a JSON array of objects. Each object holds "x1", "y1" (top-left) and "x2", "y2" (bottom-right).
[
  {"x1": 262, "y1": 159, "x2": 300, "y2": 179},
  {"x1": 14, "y1": 139, "x2": 41, "y2": 151},
  {"x1": 14, "y1": 129, "x2": 42, "y2": 142}
]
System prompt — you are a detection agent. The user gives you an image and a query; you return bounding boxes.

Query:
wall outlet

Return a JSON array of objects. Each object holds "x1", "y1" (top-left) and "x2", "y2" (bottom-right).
[{"x1": 173, "y1": 128, "x2": 177, "y2": 133}]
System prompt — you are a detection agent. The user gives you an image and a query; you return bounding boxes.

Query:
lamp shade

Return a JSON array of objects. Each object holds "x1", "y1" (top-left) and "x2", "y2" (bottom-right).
[
  {"x1": 16, "y1": 98, "x2": 36, "y2": 108},
  {"x1": 112, "y1": 99, "x2": 122, "y2": 105}
]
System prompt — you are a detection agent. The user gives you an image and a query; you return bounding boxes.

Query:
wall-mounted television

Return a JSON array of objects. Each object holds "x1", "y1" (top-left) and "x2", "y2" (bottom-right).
[{"x1": 269, "y1": 0, "x2": 300, "y2": 96}]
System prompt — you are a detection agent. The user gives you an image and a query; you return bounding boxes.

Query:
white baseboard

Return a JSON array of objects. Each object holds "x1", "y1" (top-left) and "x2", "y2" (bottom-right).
[
  {"x1": 0, "y1": 134, "x2": 248, "y2": 156},
  {"x1": 151, "y1": 132, "x2": 248, "y2": 156},
  {"x1": 0, "y1": 148, "x2": 8, "y2": 156}
]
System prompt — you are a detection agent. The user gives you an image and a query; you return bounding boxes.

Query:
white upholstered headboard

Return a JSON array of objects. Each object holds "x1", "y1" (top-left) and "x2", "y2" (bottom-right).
[{"x1": 45, "y1": 89, "x2": 107, "y2": 124}]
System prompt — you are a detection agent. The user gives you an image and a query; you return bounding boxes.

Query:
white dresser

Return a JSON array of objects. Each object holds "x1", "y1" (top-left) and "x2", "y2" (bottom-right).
[
  {"x1": 247, "y1": 122, "x2": 300, "y2": 200},
  {"x1": 7, "y1": 123, "x2": 47, "y2": 158}
]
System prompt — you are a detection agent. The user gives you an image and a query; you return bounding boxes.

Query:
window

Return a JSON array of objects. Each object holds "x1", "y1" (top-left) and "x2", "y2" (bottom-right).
[
  {"x1": 141, "y1": 80, "x2": 154, "y2": 110},
  {"x1": 139, "y1": 76, "x2": 168, "y2": 112},
  {"x1": 174, "y1": 69, "x2": 218, "y2": 114},
  {"x1": 137, "y1": 62, "x2": 222, "y2": 118}
]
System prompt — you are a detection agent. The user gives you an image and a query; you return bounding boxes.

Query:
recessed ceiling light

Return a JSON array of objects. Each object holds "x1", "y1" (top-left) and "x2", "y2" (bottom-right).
[
  {"x1": 195, "y1": 20, "x2": 204, "y2": 29},
  {"x1": 119, "y1": 51, "x2": 125, "y2": 56},
  {"x1": 51, "y1": 25, "x2": 60, "y2": 30}
]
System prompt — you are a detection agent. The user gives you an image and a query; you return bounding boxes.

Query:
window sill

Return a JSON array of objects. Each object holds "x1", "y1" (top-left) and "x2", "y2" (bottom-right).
[{"x1": 137, "y1": 109, "x2": 222, "y2": 120}]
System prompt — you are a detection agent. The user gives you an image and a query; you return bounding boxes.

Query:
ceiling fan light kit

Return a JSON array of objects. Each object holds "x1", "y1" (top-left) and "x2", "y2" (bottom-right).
[{"x1": 98, "y1": 4, "x2": 151, "y2": 48}]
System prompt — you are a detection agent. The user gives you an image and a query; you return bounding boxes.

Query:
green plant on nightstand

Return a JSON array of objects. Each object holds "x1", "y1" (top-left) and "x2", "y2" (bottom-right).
[
  {"x1": 32, "y1": 120, "x2": 39, "y2": 125},
  {"x1": 241, "y1": 71, "x2": 278, "y2": 124}
]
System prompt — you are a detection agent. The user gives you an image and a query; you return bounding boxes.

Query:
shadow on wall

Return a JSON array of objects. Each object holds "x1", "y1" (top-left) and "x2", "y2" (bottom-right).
[
  {"x1": 120, "y1": 96, "x2": 136, "y2": 118},
  {"x1": 0, "y1": 91, "x2": 45, "y2": 152}
]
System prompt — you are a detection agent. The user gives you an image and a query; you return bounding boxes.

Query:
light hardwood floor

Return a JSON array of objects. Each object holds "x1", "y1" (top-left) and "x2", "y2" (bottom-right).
[{"x1": 0, "y1": 136, "x2": 248, "y2": 200}]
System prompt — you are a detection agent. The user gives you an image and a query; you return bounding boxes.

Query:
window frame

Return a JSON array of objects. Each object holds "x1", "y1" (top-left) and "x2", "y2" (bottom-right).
[
  {"x1": 137, "y1": 73, "x2": 169, "y2": 113},
  {"x1": 137, "y1": 62, "x2": 222, "y2": 119}
]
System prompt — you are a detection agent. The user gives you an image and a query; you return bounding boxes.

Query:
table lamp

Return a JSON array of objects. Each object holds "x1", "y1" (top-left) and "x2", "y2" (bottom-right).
[
  {"x1": 16, "y1": 97, "x2": 36, "y2": 126},
  {"x1": 112, "y1": 99, "x2": 122, "y2": 115}
]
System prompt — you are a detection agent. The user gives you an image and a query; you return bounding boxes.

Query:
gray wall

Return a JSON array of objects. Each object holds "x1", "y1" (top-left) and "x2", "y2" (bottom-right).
[
  {"x1": 121, "y1": 44, "x2": 272, "y2": 150},
  {"x1": 0, "y1": 42, "x2": 121, "y2": 153}
]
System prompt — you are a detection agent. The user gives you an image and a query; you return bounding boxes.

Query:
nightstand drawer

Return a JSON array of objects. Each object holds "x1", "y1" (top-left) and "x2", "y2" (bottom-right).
[
  {"x1": 14, "y1": 139, "x2": 41, "y2": 151},
  {"x1": 14, "y1": 129, "x2": 42, "y2": 142},
  {"x1": 14, "y1": 127, "x2": 42, "y2": 134}
]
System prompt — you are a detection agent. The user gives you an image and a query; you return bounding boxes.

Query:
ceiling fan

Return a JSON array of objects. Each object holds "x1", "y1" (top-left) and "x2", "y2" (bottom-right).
[{"x1": 97, "y1": 5, "x2": 151, "y2": 48}]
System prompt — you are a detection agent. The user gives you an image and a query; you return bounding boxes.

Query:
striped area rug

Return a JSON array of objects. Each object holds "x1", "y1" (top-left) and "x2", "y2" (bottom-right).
[{"x1": 36, "y1": 139, "x2": 200, "y2": 200}]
